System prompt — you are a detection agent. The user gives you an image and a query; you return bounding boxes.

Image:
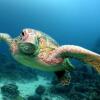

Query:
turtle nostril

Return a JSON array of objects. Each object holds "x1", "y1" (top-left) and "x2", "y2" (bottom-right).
[{"x1": 22, "y1": 32, "x2": 24, "y2": 36}]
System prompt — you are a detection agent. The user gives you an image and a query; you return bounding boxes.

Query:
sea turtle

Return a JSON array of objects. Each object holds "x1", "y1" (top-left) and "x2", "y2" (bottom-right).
[{"x1": 0, "y1": 28, "x2": 100, "y2": 85}]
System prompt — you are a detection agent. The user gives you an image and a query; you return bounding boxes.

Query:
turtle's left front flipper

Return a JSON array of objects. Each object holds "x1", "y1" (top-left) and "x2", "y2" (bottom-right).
[{"x1": 48, "y1": 45, "x2": 100, "y2": 73}]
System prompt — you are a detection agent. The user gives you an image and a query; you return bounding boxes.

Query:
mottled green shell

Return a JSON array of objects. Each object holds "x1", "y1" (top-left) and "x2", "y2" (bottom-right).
[{"x1": 40, "y1": 31, "x2": 59, "y2": 46}]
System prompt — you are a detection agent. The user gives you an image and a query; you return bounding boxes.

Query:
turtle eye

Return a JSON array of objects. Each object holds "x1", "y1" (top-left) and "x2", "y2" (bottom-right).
[{"x1": 21, "y1": 32, "x2": 24, "y2": 36}]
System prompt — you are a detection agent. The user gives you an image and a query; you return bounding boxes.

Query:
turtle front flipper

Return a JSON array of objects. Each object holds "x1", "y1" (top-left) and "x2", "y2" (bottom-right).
[
  {"x1": 0, "y1": 33, "x2": 12, "y2": 45},
  {"x1": 48, "y1": 45, "x2": 100, "y2": 73},
  {"x1": 55, "y1": 70, "x2": 71, "y2": 86}
]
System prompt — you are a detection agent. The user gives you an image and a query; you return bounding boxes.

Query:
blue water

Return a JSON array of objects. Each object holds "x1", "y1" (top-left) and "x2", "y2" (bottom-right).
[
  {"x1": 0, "y1": 0, "x2": 100, "y2": 100},
  {"x1": 0, "y1": 0, "x2": 100, "y2": 47}
]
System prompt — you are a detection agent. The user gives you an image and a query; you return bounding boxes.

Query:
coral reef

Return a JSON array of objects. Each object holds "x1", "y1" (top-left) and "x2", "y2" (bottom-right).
[
  {"x1": 0, "y1": 53, "x2": 100, "y2": 100},
  {"x1": 35, "y1": 85, "x2": 46, "y2": 95},
  {"x1": 48, "y1": 66, "x2": 100, "y2": 100},
  {"x1": 27, "y1": 95, "x2": 42, "y2": 100},
  {"x1": 1, "y1": 83, "x2": 24, "y2": 100},
  {"x1": 0, "y1": 53, "x2": 38, "y2": 82}
]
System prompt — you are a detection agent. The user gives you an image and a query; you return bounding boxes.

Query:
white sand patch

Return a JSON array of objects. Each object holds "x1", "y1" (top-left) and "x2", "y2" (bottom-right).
[
  {"x1": 0, "y1": 83, "x2": 4, "y2": 100},
  {"x1": 17, "y1": 76, "x2": 51, "y2": 97}
]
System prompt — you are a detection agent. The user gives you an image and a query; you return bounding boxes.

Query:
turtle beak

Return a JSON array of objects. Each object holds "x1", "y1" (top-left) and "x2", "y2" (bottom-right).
[{"x1": 14, "y1": 35, "x2": 24, "y2": 44}]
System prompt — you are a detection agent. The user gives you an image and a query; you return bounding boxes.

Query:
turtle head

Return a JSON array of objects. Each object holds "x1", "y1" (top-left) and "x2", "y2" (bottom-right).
[
  {"x1": 11, "y1": 28, "x2": 39, "y2": 56},
  {"x1": 20, "y1": 28, "x2": 37, "y2": 44}
]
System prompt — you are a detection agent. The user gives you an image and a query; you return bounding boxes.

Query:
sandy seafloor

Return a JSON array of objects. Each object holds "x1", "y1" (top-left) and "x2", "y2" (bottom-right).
[
  {"x1": 0, "y1": 76, "x2": 51, "y2": 100},
  {"x1": 0, "y1": 75, "x2": 66, "y2": 100}
]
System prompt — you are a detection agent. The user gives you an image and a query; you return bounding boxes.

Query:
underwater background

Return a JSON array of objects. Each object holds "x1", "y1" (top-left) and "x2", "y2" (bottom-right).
[{"x1": 0, "y1": 0, "x2": 100, "y2": 100}]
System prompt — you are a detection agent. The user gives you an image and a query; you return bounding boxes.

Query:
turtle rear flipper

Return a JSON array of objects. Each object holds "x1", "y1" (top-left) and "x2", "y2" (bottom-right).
[
  {"x1": 55, "y1": 70, "x2": 71, "y2": 86},
  {"x1": 63, "y1": 58, "x2": 75, "y2": 71}
]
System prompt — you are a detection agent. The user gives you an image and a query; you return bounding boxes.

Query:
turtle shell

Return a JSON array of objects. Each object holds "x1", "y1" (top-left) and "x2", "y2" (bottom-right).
[{"x1": 18, "y1": 43, "x2": 38, "y2": 56}]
